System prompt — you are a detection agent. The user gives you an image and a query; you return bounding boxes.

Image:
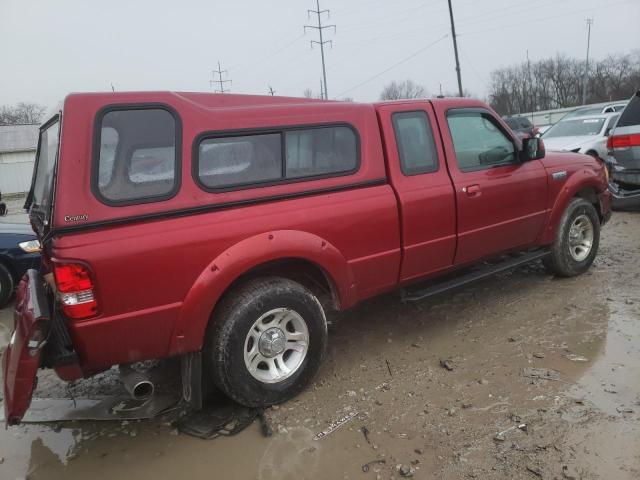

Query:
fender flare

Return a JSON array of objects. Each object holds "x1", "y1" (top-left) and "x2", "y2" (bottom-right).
[
  {"x1": 168, "y1": 230, "x2": 356, "y2": 355},
  {"x1": 539, "y1": 168, "x2": 605, "y2": 245}
]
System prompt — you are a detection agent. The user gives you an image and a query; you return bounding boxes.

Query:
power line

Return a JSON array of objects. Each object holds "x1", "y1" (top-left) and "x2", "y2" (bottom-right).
[
  {"x1": 582, "y1": 18, "x2": 594, "y2": 105},
  {"x1": 460, "y1": 0, "x2": 634, "y2": 37},
  {"x1": 336, "y1": 34, "x2": 449, "y2": 98},
  {"x1": 305, "y1": 0, "x2": 335, "y2": 99},
  {"x1": 210, "y1": 61, "x2": 232, "y2": 93},
  {"x1": 458, "y1": 44, "x2": 487, "y2": 92},
  {"x1": 447, "y1": 0, "x2": 463, "y2": 97}
]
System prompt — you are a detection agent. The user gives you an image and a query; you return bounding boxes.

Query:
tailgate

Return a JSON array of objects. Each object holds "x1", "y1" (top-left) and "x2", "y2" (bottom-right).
[{"x1": 2, "y1": 269, "x2": 50, "y2": 425}]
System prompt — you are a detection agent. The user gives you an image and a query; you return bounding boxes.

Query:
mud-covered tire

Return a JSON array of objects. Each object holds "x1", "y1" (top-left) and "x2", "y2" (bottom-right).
[
  {"x1": 543, "y1": 198, "x2": 600, "y2": 277},
  {"x1": 0, "y1": 263, "x2": 14, "y2": 308},
  {"x1": 204, "y1": 276, "x2": 327, "y2": 407}
]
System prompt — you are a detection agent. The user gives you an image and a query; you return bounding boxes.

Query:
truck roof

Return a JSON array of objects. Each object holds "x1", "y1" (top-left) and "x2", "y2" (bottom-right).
[{"x1": 62, "y1": 91, "x2": 489, "y2": 113}]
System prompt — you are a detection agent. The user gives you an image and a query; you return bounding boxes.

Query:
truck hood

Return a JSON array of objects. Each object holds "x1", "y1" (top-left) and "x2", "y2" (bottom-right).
[{"x1": 542, "y1": 135, "x2": 596, "y2": 152}]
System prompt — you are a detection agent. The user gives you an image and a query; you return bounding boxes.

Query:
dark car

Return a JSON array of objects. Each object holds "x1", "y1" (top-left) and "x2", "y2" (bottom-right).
[
  {"x1": 503, "y1": 115, "x2": 539, "y2": 139},
  {"x1": 0, "y1": 222, "x2": 41, "y2": 307},
  {"x1": 606, "y1": 91, "x2": 640, "y2": 209}
]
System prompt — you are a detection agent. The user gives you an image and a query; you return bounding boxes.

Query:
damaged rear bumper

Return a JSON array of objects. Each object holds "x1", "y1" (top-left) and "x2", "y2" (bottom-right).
[{"x1": 608, "y1": 180, "x2": 640, "y2": 209}]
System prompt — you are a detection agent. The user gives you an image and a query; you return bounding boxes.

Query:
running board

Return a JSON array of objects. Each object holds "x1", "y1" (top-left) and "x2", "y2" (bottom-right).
[{"x1": 401, "y1": 250, "x2": 550, "y2": 303}]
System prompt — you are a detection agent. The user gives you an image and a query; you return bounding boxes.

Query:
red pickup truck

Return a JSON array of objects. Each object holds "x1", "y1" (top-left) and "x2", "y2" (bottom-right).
[{"x1": 2, "y1": 92, "x2": 611, "y2": 424}]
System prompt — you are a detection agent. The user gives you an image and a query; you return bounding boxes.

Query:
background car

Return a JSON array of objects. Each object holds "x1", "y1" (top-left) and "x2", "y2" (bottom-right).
[
  {"x1": 541, "y1": 112, "x2": 620, "y2": 160},
  {"x1": 606, "y1": 90, "x2": 640, "y2": 208},
  {"x1": 0, "y1": 222, "x2": 41, "y2": 307},
  {"x1": 563, "y1": 102, "x2": 628, "y2": 119},
  {"x1": 502, "y1": 115, "x2": 539, "y2": 139}
]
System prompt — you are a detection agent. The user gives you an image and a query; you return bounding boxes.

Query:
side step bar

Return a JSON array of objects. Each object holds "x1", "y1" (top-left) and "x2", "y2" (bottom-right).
[{"x1": 401, "y1": 250, "x2": 550, "y2": 303}]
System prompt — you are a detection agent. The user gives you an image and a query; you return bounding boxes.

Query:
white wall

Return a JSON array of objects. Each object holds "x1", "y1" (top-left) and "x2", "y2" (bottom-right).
[{"x1": 0, "y1": 150, "x2": 35, "y2": 194}]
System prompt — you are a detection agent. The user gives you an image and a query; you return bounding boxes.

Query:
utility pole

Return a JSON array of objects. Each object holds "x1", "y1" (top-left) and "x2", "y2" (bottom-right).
[
  {"x1": 305, "y1": 0, "x2": 335, "y2": 100},
  {"x1": 210, "y1": 61, "x2": 232, "y2": 93},
  {"x1": 526, "y1": 49, "x2": 534, "y2": 118},
  {"x1": 581, "y1": 18, "x2": 594, "y2": 105},
  {"x1": 447, "y1": 0, "x2": 463, "y2": 97}
]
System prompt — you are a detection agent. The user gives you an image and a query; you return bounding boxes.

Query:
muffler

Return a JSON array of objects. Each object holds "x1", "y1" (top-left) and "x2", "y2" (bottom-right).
[{"x1": 119, "y1": 365, "x2": 155, "y2": 401}]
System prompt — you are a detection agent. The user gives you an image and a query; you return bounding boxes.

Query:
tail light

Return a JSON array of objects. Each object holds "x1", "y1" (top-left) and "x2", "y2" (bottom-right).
[
  {"x1": 53, "y1": 263, "x2": 98, "y2": 319},
  {"x1": 607, "y1": 133, "x2": 640, "y2": 151}
]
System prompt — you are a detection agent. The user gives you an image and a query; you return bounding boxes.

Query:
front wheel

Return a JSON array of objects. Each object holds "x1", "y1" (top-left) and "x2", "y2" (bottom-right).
[
  {"x1": 543, "y1": 198, "x2": 600, "y2": 277},
  {"x1": 204, "y1": 276, "x2": 327, "y2": 407}
]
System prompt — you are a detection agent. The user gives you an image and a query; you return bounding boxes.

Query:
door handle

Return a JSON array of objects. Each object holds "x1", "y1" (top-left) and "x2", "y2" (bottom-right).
[{"x1": 463, "y1": 184, "x2": 481, "y2": 196}]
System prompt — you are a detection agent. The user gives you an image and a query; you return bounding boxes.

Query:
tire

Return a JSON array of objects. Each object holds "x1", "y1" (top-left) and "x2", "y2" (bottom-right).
[
  {"x1": 543, "y1": 198, "x2": 600, "y2": 277},
  {"x1": 204, "y1": 276, "x2": 328, "y2": 407},
  {"x1": 0, "y1": 263, "x2": 14, "y2": 308}
]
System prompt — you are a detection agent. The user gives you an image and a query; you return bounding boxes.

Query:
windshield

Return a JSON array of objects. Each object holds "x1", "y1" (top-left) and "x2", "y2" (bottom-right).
[
  {"x1": 543, "y1": 118, "x2": 605, "y2": 138},
  {"x1": 29, "y1": 118, "x2": 60, "y2": 221}
]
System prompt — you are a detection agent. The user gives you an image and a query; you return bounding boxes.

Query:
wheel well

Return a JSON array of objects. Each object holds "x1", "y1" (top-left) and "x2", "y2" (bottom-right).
[
  {"x1": 225, "y1": 258, "x2": 340, "y2": 312},
  {"x1": 574, "y1": 187, "x2": 602, "y2": 220}
]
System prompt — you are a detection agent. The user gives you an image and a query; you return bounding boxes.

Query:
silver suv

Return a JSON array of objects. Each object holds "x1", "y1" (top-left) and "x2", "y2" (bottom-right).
[{"x1": 606, "y1": 91, "x2": 640, "y2": 209}]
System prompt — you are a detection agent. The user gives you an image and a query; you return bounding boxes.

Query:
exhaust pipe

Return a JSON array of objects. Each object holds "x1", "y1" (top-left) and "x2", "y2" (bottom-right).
[{"x1": 120, "y1": 365, "x2": 155, "y2": 401}]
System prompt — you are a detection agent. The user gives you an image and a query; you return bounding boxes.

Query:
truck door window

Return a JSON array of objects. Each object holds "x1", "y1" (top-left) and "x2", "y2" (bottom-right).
[
  {"x1": 392, "y1": 111, "x2": 439, "y2": 175},
  {"x1": 447, "y1": 112, "x2": 516, "y2": 172},
  {"x1": 94, "y1": 107, "x2": 179, "y2": 204}
]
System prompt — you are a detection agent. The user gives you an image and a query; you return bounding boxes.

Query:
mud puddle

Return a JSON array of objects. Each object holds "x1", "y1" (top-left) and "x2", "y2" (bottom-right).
[{"x1": 0, "y1": 212, "x2": 638, "y2": 479}]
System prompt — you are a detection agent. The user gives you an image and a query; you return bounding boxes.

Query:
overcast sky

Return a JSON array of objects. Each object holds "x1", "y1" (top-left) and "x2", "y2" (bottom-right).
[{"x1": 1, "y1": 0, "x2": 639, "y2": 109}]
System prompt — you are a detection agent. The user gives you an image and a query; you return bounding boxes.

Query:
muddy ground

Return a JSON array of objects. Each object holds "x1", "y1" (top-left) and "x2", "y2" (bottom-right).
[{"x1": 0, "y1": 212, "x2": 638, "y2": 480}]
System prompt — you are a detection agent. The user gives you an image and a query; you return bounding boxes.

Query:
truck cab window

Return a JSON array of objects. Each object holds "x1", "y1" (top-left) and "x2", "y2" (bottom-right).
[
  {"x1": 198, "y1": 133, "x2": 282, "y2": 189},
  {"x1": 94, "y1": 108, "x2": 179, "y2": 204},
  {"x1": 447, "y1": 112, "x2": 516, "y2": 172},
  {"x1": 196, "y1": 125, "x2": 358, "y2": 191},
  {"x1": 392, "y1": 111, "x2": 438, "y2": 175},
  {"x1": 285, "y1": 126, "x2": 357, "y2": 178}
]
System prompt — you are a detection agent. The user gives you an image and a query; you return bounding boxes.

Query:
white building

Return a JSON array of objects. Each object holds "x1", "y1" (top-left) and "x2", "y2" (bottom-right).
[{"x1": 0, "y1": 124, "x2": 38, "y2": 195}]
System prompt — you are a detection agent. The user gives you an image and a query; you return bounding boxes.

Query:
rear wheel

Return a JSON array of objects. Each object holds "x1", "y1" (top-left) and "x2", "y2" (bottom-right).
[
  {"x1": 543, "y1": 198, "x2": 600, "y2": 277},
  {"x1": 204, "y1": 276, "x2": 327, "y2": 407},
  {"x1": 0, "y1": 263, "x2": 14, "y2": 308}
]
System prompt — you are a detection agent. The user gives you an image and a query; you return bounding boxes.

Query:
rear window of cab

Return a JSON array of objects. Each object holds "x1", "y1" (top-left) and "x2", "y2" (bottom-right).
[{"x1": 94, "y1": 107, "x2": 360, "y2": 204}]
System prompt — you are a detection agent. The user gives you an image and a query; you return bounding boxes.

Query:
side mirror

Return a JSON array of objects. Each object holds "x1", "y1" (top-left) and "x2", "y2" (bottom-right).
[{"x1": 522, "y1": 137, "x2": 545, "y2": 161}]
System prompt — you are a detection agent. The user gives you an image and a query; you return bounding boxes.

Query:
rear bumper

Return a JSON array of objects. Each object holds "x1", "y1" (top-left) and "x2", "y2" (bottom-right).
[
  {"x1": 606, "y1": 156, "x2": 640, "y2": 187},
  {"x1": 608, "y1": 180, "x2": 640, "y2": 209}
]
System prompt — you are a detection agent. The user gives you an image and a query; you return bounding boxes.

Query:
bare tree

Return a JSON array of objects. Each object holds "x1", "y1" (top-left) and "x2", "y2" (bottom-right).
[
  {"x1": 0, "y1": 102, "x2": 47, "y2": 125},
  {"x1": 488, "y1": 51, "x2": 640, "y2": 115},
  {"x1": 379, "y1": 80, "x2": 427, "y2": 100},
  {"x1": 302, "y1": 88, "x2": 324, "y2": 99}
]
